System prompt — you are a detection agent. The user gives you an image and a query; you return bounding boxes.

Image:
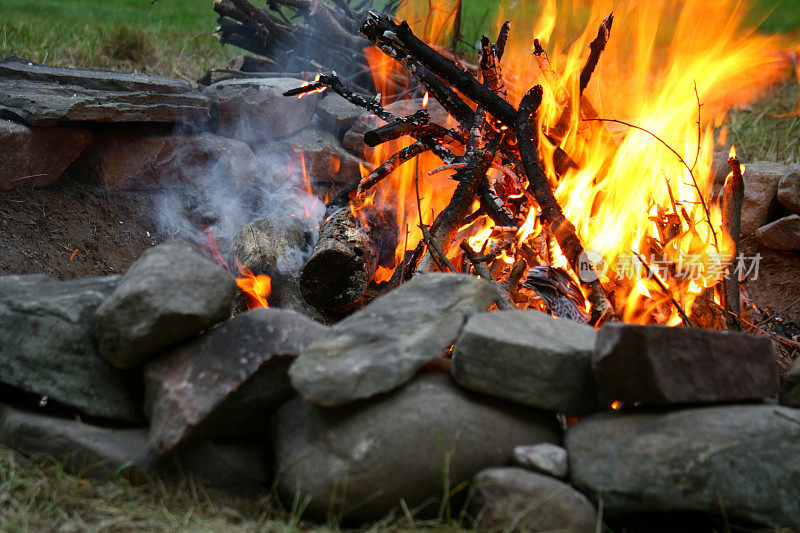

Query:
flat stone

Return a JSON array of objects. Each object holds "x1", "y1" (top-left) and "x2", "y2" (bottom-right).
[
  {"x1": 315, "y1": 93, "x2": 369, "y2": 138},
  {"x1": 566, "y1": 404, "x2": 800, "y2": 528},
  {"x1": 469, "y1": 468, "x2": 596, "y2": 533},
  {"x1": 754, "y1": 214, "x2": 800, "y2": 251},
  {"x1": 289, "y1": 273, "x2": 496, "y2": 407},
  {"x1": 72, "y1": 127, "x2": 259, "y2": 190},
  {"x1": 0, "y1": 275, "x2": 142, "y2": 423},
  {"x1": 274, "y1": 371, "x2": 562, "y2": 524},
  {"x1": 94, "y1": 241, "x2": 238, "y2": 369},
  {"x1": 0, "y1": 403, "x2": 157, "y2": 479},
  {"x1": 593, "y1": 324, "x2": 779, "y2": 404},
  {"x1": 739, "y1": 161, "x2": 789, "y2": 235},
  {"x1": 167, "y1": 440, "x2": 271, "y2": 495},
  {"x1": 777, "y1": 163, "x2": 800, "y2": 214},
  {"x1": 204, "y1": 78, "x2": 321, "y2": 143},
  {"x1": 512, "y1": 443, "x2": 568, "y2": 479},
  {"x1": 0, "y1": 119, "x2": 91, "y2": 191},
  {"x1": 0, "y1": 56, "x2": 208, "y2": 125},
  {"x1": 780, "y1": 358, "x2": 800, "y2": 407},
  {"x1": 144, "y1": 307, "x2": 327, "y2": 453},
  {"x1": 275, "y1": 127, "x2": 364, "y2": 185},
  {"x1": 452, "y1": 310, "x2": 601, "y2": 415}
]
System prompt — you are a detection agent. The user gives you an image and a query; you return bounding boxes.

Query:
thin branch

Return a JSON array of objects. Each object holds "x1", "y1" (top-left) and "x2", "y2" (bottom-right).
[{"x1": 633, "y1": 252, "x2": 695, "y2": 327}]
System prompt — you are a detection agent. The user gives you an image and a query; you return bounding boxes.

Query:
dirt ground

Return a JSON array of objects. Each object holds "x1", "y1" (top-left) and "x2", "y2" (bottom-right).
[{"x1": 0, "y1": 171, "x2": 168, "y2": 280}]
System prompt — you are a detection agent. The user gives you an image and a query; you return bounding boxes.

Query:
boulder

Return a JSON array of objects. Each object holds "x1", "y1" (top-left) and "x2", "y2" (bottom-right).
[
  {"x1": 0, "y1": 274, "x2": 142, "y2": 423},
  {"x1": 289, "y1": 273, "x2": 496, "y2": 406},
  {"x1": 739, "y1": 161, "x2": 789, "y2": 235},
  {"x1": 228, "y1": 216, "x2": 316, "y2": 316},
  {"x1": 0, "y1": 119, "x2": 91, "y2": 191},
  {"x1": 204, "y1": 78, "x2": 321, "y2": 143},
  {"x1": 754, "y1": 214, "x2": 800, "y2": 251},
  {"x1": 276, "y1": 127, "x2": 364, "y2": 185},
  {"x1": 452, "y1": 310, "x2": 601, "y2": 415},
  {"x1": 274, "y1": 371, "x2": 562, "y2": 523},
  {"x1": 144, "y1": 308, "x2": 327, "y2": 453},
  {"x1": 780, "y1": 358, "x2": 800, "y2": 407},
  {"x1": 71, "y1": 127, "x2": 259, "y2": 190},
  {"x1": 593, "y1": 324, "x2": 779, "y2": 404},
  {"x1": 512, "y1": 443, "x2": 568, "y2": 479},
  {"x1": 94, "y1": 241, "x2": 238, "y2": 369},
  {"x1": 167, "y1": 439, "x2": 271, "y2": 494},
  {"x1": 0, "y1": 403, "x2": 157, "y2": 479},
  {"x1": 0, "y1": 56, "x2": 208, "y2": 125},
  {"x1": 777, "y1": 163, "x2": 800, "y2": 214},
  {"x1": 566, "y1": 404, "x2": 800, "y2": 528},
  {"x1": 315, "y1": 93, "x2": 369, "y2": 138},
  {"x1": 469, "y1": 468, "x2": 597, "y2": 533}
]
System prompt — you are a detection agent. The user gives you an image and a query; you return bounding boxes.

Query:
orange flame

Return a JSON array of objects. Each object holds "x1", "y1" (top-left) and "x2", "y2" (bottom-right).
[{"x1": 236, "y1": 265, "x2": 271, "y2": 310}]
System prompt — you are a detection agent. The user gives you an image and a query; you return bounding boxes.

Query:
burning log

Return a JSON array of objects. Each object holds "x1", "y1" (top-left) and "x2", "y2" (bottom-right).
[
  {"x1": 299, "y1": 205, "x2": 398, "y2": 314},
  {"x1": 459, "y1": 241, "x2": 516, "y2": 310},
  {"x1": 579, "y1": 14, "x2": 614, "y2": 97},
  {"x1": 723, "y1": 150, "x2": 745, "y2": 330}
]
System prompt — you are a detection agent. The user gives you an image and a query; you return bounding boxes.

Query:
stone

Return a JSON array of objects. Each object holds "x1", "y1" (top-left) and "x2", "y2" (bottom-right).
[
  {"x1": 780, "y1": 358, "x2": 800, "y2": 407},
  {"x1": 289, "y1": 273, "x2": 496, "y2": 407},
  {"x1": 566, "y1": 404, "x2": 800, "y2": 528},
  {"x1": 204, "y1": 78, "x2": 321, "y2": 143},
  {"x1": 315, "y1": 93, "x2": 369, "y2": 138},
  {"x1": 739, "y1": 161, "x2": 789, "y2": 235},
  {"x1": 777, "y1": 163, "x2": 800, "y2": 214},
  {"x1": 94, "y1": 240, "x2": 238, "y2": 369},
  {"x1": 228, "y1": 216, "x2": 316, "y2": 316},
  {"x1": 274, "y1": 371, "x2": 562, "y2": 524},
  {"x1": 0, "y1": 56, "x2": 208, "y2": 125},
  {"x1": 452, "y1": 310, "x2": 601, "y2": 415},
  {"x1": 167, "y1": 440, "x2": 271, "y2": 494},
  {"x1": 741, "y1": 237, "x2": 800, "y2": 324},
  {"x1": 469, "y1": 468, "x2": 597, "y2": 533},
  {"x1": 0, "y1": 403, "x2": 157, "y2": 479},
  {"x1": 276, "y1": 127, "x2": 364, "y2": 184},
  {"x1": 71, "y1": 127, "x2": 259, "y2": 190},
  {"x1": 754, "y1": 214, "x2": 800, "y2": 251},
  {"x1": 0, "y1": 119, "x2": 91, "y2": 191},
  {"x1": 512, "y1": 443, "x2": 568, "y2": 479},
  {"x1": 593, "y1": 324, "x2": 779, "y2": 404},
  {"x1": 144, "y1": 307, "x2": 327, "y2": 453},
  {"x1": 0, "y1": 274, "x2": 142, "y2": 423}
]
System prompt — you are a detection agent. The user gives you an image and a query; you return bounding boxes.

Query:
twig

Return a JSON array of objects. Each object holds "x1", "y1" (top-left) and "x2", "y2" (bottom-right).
[
  {"x1": 460, "y1": 241, "x2": 516, "y2": 310},
  {"x1": 755, "y1": 295, "x2": 800, "y2": 328},
  {"x1": 579, "y1": 14, "x2": 613, "y2": 97},
  {"x1": 633, "y1": 252, "x2": 694, "y2": 327},
  {"x1": 722, "y1": 152, "x2": 745, "y2": 330}
]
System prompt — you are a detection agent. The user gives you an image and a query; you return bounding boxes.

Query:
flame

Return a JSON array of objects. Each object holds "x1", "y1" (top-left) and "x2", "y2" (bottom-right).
[
  {"x1": 356, "y1": 0, "x2": 792, "y2": 323},
  {"x1": 611, "y1": 401, "x2": 621, "y2": 410},
  {"x1": 729, "y1": 145, "x2": 737, "y2": 159},
  {"x1": 236, "y1": 265, "x2": 271, "y2": 310},
  {"x1": 422, "y1": 91, "x2": 429, "y2": 108},
  {"x1": 297, "y1": 73, "x2": 326, "y2": 99}
]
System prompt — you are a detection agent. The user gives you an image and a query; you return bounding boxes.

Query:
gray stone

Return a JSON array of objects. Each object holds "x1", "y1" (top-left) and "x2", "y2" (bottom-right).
[
  {"x1": 0, "y1": 275, "x2": 142, "y2": 423},
  {"x1": 204, "y1": 78, "x2": 321, "y2": 142},
  {"x1": 452, "y1": 310, "x2": 601, "y2": 415},
  {"x1": 94, "y1": 241, "x2": 238, "y2": 369},
  {"x1": 228, "y1": 216, "x2": 316, "y2": 316},
  {"x1": 593, "y1": 324, "x2": 779, "y2": 404},
  {"x1": 777, "y1": 163, "x2": 800, "y2": 214},
  {"x1": 0, "y1": 119, "x2": 91, "y2": 191},
  {"x1": 754, "y1": 214, "x2": 800, "y2": 251},
  {"x1": 274, "y1": 372, "x2": 562, "y2": 524},
  {"x1": 315, "y1": 93, "x2": 369, "y2": 137},
  {"x1": 469, "y1": 468, "x2": 597, "y2": 533},
  {"x1": 566, "y1": 404, "x2": 800, "y2": 528},
  {"x1": 741, "y1": 237, "x2": 800, "y2": 324},
  {"x1": 275, "y1": 127, "x2": 364, "y2": 184},
  {"x1": 512, "y1": 443, "x2": 568, "y2": 479},
  {"x1": 739, "y1": 161, "x2": 789, "y2": 235},
  {"x1": 780, "y1": 358, "x2": 800, "y2": 407},
  {"x1": 168, "y1": 440, "x2": 271, "y2": 494},
  {"x1": 0, "y1": 403, "x2": 157, "y2": 479},
  {"x1": 0, "y1": 57, "x2": 208, "y2": 125},
  {"x1": 72, "y1": 127, "x2": 259, "y2": 190},
  {"x1": 289, "y1": 273, "x2": 496, "y2": 407},
  {"x1": 144, "y1": 307, "x2": 327, "y2": 453}
]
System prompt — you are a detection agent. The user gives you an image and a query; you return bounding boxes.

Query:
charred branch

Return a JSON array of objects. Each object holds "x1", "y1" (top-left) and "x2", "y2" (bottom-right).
[
  {"x1": 723, "y1": 153, "x2": 745, "y2": 331},
  {"x1": 460, "y1": 241, "x2": 516, "y2": 310},
  {"x1": 580, "y1": 14, "x2": 614, "y2": 97}
]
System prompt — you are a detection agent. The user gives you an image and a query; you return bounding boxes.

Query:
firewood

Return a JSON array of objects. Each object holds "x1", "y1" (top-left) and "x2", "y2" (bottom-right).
[
  {"x1": 460, "y1": 241, "x2": 515, "y2": 310},
  {"x1": 723, "y1": 152, "x2": 745, "y2": 330},
  {"x1": 580, "y1": 14, "x2": 614, "y2": 97}
]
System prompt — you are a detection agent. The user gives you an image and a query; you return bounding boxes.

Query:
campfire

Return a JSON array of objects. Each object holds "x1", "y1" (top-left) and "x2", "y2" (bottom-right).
[{"x1": 274, "y1": 0, "x2": 789, "y2": 330}]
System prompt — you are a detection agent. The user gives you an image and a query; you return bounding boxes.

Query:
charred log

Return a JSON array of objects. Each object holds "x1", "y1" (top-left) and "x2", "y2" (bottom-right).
[{"x1": 723, "y1": 152, "x2": 745, "y2": 330}]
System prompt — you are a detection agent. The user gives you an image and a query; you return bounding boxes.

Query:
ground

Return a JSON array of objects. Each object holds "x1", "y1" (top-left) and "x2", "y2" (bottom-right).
[{"x1": 1, "y1": 1, "x2": 799, "y2": 531}]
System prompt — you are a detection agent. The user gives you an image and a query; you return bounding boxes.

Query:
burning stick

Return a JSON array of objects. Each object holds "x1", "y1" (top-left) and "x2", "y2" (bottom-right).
[
  {"x1": 363, "y1": 111, "x2": 465, "y2": 147},
  {"x1": 580, "y1": 14, "x2": 614, "y2": 97},
  {"x1": 723, "y1": 148, "x2": 745, "y2": 330},
  {"x1": 460, "y1": 241, "x2": 516, "y2": 310},
  {"x1": 516, "y1": 85, "x2": 614, "y2": 324}
]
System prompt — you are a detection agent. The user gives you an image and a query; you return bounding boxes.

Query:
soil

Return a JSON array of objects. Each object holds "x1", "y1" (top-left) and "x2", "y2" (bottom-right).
[{"x1": 0, "y1": 171, "x2": 167, "y2": 280}]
